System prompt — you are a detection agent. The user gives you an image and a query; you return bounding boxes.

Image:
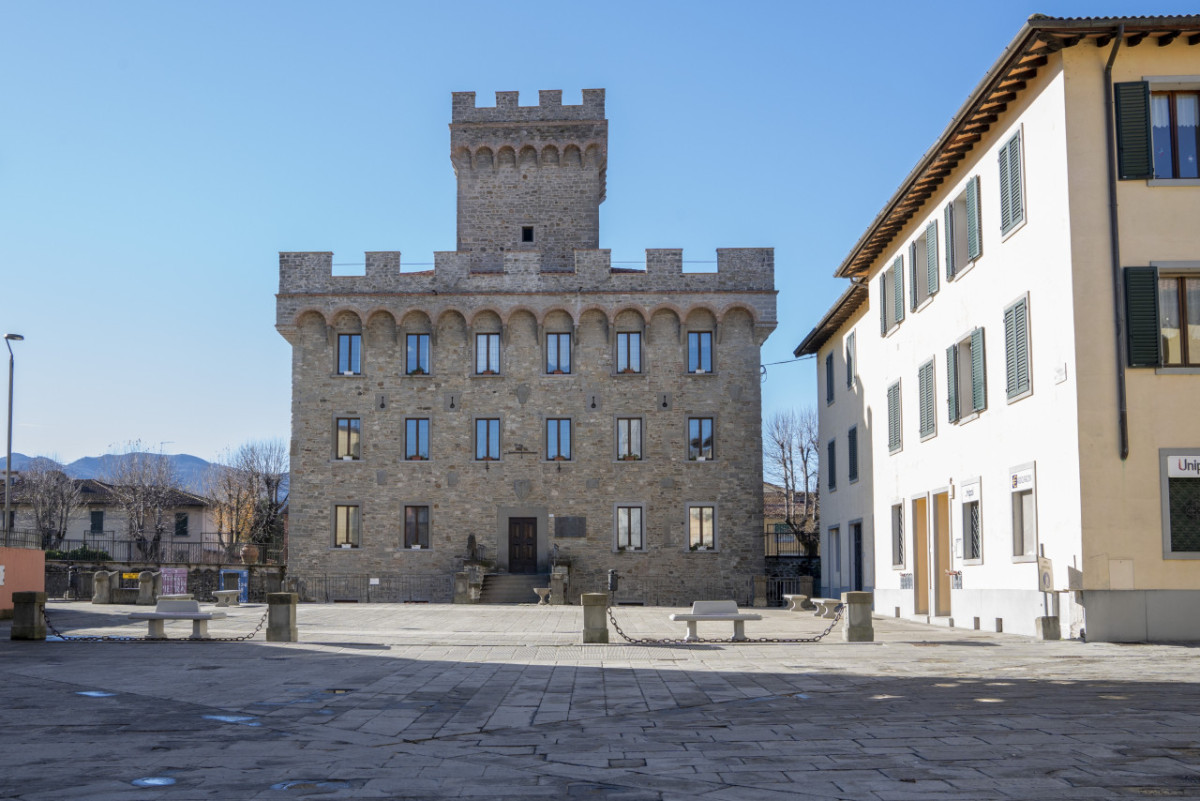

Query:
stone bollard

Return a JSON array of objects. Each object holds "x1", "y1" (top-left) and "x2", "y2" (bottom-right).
[
  {"x1": 452, "y1": 572, "x2": 471, "y2": 604},
  {"x1": 753, "y1": 576, "x2": 768, "y2": 608},
  {"x1": 1034, "y1": 616, "x2": 1061, "y2": 641},
  {"x1": 581, "y1": 592, "x2": 609, "y2": 643},
  {"x1": 840, "y1": 591, "x2": 874, "y2": 642},
  {"x1": 550, "y1": 571, "x2": 566, "y2": 605},
  {"x1": 136, "y1": 571, "x2": 159, "y2": 605},
  {"x1": 798, "y1": 576, "x2": 816, "y2": 610},
  {"x1": 266, "y1": 592, "x2": 299, "y2": 642},
  {"x1": 92, "y1": 570, "x2": 113, "y2": 604},
  {"x1": 11, "y1": 592, "x2": 47, "y2": 640}
]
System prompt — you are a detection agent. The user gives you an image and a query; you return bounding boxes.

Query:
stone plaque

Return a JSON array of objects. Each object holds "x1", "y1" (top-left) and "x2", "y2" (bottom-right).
[
  {"x1": 514, "y1": 479, "x2": 532, "y2": 500},
  {"x1": 555, "y1": 516, "x2": 587, "y2": 538}
]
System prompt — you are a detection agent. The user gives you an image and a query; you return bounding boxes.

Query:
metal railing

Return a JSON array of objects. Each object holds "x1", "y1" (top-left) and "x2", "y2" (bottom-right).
[
  {"x1": 283, "y1": 573, "x2": 454, "y2": 604},
  {"x1": 1, "y1": 528, "x2": 42, "y2": 549},
  {"x1": 764, "y1": 529, "x2": 815, "y2": 557},
  {"x1": 42, "y1": 537, "x2": 283, "y2": 566}
]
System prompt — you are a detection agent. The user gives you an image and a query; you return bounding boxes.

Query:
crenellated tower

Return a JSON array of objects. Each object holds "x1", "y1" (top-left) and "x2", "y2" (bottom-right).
[{"x1": 450, "y1": 89, "x2": 607, "y2": 272}]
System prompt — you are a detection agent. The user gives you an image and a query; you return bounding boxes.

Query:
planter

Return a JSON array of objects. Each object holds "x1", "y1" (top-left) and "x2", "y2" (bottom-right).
[{"x1": 239, "y1": 544, "x2": 260, "y2": 564}]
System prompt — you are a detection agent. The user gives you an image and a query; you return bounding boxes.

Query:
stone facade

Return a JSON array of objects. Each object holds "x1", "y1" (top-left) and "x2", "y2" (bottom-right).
[{"x1": 276, "y1": 89, "x2": 776, "y2": 604}]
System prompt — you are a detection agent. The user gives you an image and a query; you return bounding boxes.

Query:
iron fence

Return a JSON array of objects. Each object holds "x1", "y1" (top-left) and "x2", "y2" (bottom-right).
[
  {"x1": 764, "y1": 529, "x2": 816, "y2": 557},
  {"x1": 1, "y1": 528, "x2": 43, "y2": 549},
  {"x1": 42, "y1": 537, "x2": 283, "y2": 566},
  {"x1": 283, "y1": 573, "x2": 454, "y2": 604}
]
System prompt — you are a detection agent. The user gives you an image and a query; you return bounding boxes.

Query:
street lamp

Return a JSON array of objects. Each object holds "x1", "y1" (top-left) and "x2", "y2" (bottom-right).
[{"x1": 4, "y1": 333, "x2": 23, "y2": 546}]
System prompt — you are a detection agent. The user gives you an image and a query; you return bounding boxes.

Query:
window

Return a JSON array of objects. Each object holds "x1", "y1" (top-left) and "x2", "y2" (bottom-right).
[
  {"x1": 878, "y1": 256, "x2": 905, "y2": 335},
  {"x1": 475, "y1": 418, "x2": 500, "y2": 461},
  {"x1": 404, "y1": 505, "x2": 430, "y2": 549},
  {"x1": 406, "y1": 334, "x2": 430, "y2": 375},
  {"x1": 1151, "y1": 90, "x2": 1200, "y2": 179},
  {"x1": 826, "y1": 439, "x2": 837, "y2": 492},
  {"x1": 688, "y1": 505, "x2": 716, "y2": 550},
  {"x1": 546, "y1": 418, "x2": 572, "y2": 461},
  {"x1": 886, "y1": 381, "x2": 902, "y2": 453},
  {"x1": 998, "y1": 131, "x2": 1025, "y2": 235},
  {"x1": 336, "y1": 417, "x2": 361, "y2": 460},
  {"x1": 891, "y1": 503, "x2": 905, "y2": 567},
  {"x1": 337, "y1": 334, "x2": 361, "y2": 375},
  {"x1": 521, "y1": 225, "x2": 534, "y2": 243},
  {"x1": 829, "y1": 527, "x2": 841, "y2": 578},
  {"x1": 616, "y1": 418, "x2": 642, "y2": 461},
  {"x1": 944, "y1": 176, "x2": 982, "y2": 279},
  {"x1": 1161, "y1": 451, "x2": 1200, "y2": 556},
  {"x1": 90, "y1": 510, "x2": 104, "y2": 533},
  {"x1": 845, "y1": 331, "x2": 856, "y2": 388},
  {"x1": 908, "y1": 220, "x2": 938, "y2": 309},
  {"x1": 475, "y1": 333, "x2": 500, "y2": 374},
  {"x1": 333, "y1": 505, "x2": 360, "y2": 548},
  {"x1": 947, "y1": 328, "x2": 987, "y2": 423},
  {"x1": 848, "y1": 426, "x2": 858, "y2": 483},
  {"x1": 918, "y1": 360, "x2": 936, "y2": 440},
  {"x1": 1004, "y1": 297, "x2": 1032, "y2": 399},
  {"x1": 1010, "y1": 465, "x2": 1036, "y2": 560},
  {"x1": 405, "y1": 418, "x2": 430, "y2": 460},
  {"x1": 1125, "y1": 266, "x2": 1200, "y2": 368},
  {"x1": 688, "y1": 331, "x2": 713, "y2": 373},
  {"x1": 546, "y1": 332, "x2": 571, "y2": 374},
  {"x1": 174, "y1": 512, "x2": 188, "y2": 538},
  {"x1": 825, "y1": 353, "x2": 834, "y2": 403},
  {"x1": 688, "y1": 417, "x2": 714, "y2": 461},
  {"x1": 616, "y1": 332, "x2": 642, "y2": 373},
  {"x1": 615, "y1": 506, "x2": 644, "y2": 551},
  {"x1": 1159, "y1": 275, "x2": 1200, "y2": 366},
  {"x1": 963, "y1": 480, "x2": 983, "y2": 563}
]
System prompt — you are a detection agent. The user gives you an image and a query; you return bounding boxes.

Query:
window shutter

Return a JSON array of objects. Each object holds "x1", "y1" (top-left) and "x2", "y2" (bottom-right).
[
  {"x1": 893, "y1": 257, "x2": 905, "y2": 323},
  {"x1": 926, "y1": 220, "x2": 939, "y2": 297},
  {"x1": 825, "y1": 353, "x2": 834, "y2": 402},
  {"x1": 999, "y1": 143, "x2": 1012, "y2": 234},
  {"x1": 1005, "y1": 299, "x2": 1030, "y2": 398},
  {"x1": 846, "y1": 331, "x2": 856, "y2": 387},
  {"x1": 1124, "y1": 266, "x2": 1161, "y2": 367},
  {"x1": 887, "y1": 383, "x2": 901, "y2": 451},
  {"x1": 971, "y1": 327, "x2": 987, "y2": 412},
  {"x1": 1007, "y1": 135, "x2": 1024, "y2": 230},
  {"x1": 848, "y1": 426, "x2": 858, "y2": 481},
  {"x1": 919, "y1": 361, "x2": 935, "y2": 437},
  {"x1": 946, "y1": 344, "x2": 960, "y2": 423},
  {"x1": 879, "y1": 273, "x2": 888, "y2": 336},
  {"x1": 827, "y1": 440, "x2": 836, "y2": 491},
  {"x1": 966, "y1": 176, "x2": 981, "y2": 261},
  {"x1": 909, "y1": 243, "x2": 918, "y2": 310},
  {"x1": 944, "y1": 204, "x2": 956, "y2": 280},
  {"x1": 1114, "y1": 81, "x2": 1153, "y2": 181}
]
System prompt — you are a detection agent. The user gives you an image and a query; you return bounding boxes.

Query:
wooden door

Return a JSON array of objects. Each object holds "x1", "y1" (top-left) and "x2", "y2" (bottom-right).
[{"x1": 508, "y1": 517, "x2": 538, "y2": 574}]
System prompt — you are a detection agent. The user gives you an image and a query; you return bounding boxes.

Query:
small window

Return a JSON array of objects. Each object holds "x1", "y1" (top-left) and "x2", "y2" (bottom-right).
[
  {"x1": 616, "y1": 418, "x2": 642, "y2": 461},
  {"x1": 845, "y1": 331, "x2": 856, "y2": 388},
  {"x1": 886, "y1": 381, "x2": 902, "y2": 453},
  {"x1": 891, "y1": 503, "x2": 905, "y2": 567},
  {"x1": 521, "y1": 226, "x2": 534, "y2": 243},
  {"x1": 615, "y1": 506, "x2": 644, "y2": 551},
  {"x1": 879, "y1": 256, "x2": 905, "y2": 335},
  {"x1": 90, "y1": 510, "x2": 105, "y2": 533},
  {"x1": 547, "y1": 418, "x2": 572, "y2": 461},
  {"x1": 337, "y1": 334, "x2": 361, "y2": 375},
  {"x1": 962, "y1": 480, "x2": 983, "y2": 563},
  {"x1": 947, "y1": 328, "x2": 987, "y2": 423},
  {"x1": 174, "y1": 512, "x2": 188, "y2": 538},
  {"x1": 1151, "y1": 90, "x2": 1200, "y2": 180},
  {"x1": 944, "y1": 176, "x2": 982, "y2": 279},
  {"x1": 848, "y1": 426, "x2": 859, "y2": 483},
  {"x1": 404, "y1": 505, "x2": 430, "y2": 549},
  {"x1": 1158, "y1": 275, "x2": 1200, "y2": 366},
  {"x1": 825, "y1": 352, "x2": 834, "y2": 404},
  {"x1": 1010, "y1": 465, "x2": 1037, "y2": 560},
  {"x1": 688, "y1": 505, "x2": 716, "y2": 551},
  {"x1": 1004, "y1": 297, "x2": 1032, "y2": 399},
  {"x1": 405, "y1": 418, "x2": 430, "y2": 460},
  {"x1": 918, "y1": 360, "x2": 936, "y2": 439},
  {"x1": 688, "y1": 331, "x2": 713, "y2": 373},
  {"x1": 826, "y1": 439, "x2": 837, "y2": 492},
  {"x1": 406, "y1": 333, "x2": 430, "y2": 375},
  {"x1": 546, "y1": 332, "x2": 571, "y2": 374},
  {"x1": 336, "y1": 417, "x2": 361, "y2": 460},
  {"x1": 999, "y1": 131, "x2": 1025, "y2": 235},
  {"x1": 688, "y1": 417, "x2": 714, "y2": 461},
  {"x1": 475, "y1": 418, "x2": 500, "y2": 461},
  {"x1": 909, "y1": 220, "x2": 939, "y2": 309},
  {"x1": 333, "y1": 505, "x2": 360, "y2": 548},
  {"x1": 616, "y1": 332, "x2": 642, "y2": 373},
  {"x1": 475, "y1": 333, "x2": 500, "y2": 375}
]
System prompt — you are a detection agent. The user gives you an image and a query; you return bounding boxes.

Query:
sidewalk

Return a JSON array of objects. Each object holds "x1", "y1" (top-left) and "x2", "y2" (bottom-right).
[{"x1": 1, "y1": 601, "x2": 1198, "y2": 799}]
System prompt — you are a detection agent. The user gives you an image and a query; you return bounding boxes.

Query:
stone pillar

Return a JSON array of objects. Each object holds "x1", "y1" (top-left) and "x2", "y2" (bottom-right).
[
  {"x1": 550, "y1": 572, "x2": 566, "y2": 605},
  {"x1": 753, "y1": 576, "x2": 768, "y2": 608},
  {"x1": 266, "y1": 592, "x2": 298, "y2": 642},
  {"x1": 11, "y1": 591, "x2": 46, "y2": 640},
  {"x1": 798, "y1": 576, "x2": 815, "y2": 609},
  {"x1": 453, "y1": 572, "x2": 471, "y2": 604},
  {"x1": 581, "y1": 592, "x2": 609, "y2": 644},
  {"x1": 92, "y1": 570, "x2": 113, "y2": 604},
  {"x1": 841, "y1": 591, "x2": 874, "y2": 642},
  {"x1": 136, "y1": 571, "x2": 159, "y2": 605},
  {"x1": 1034, "y1": 616, "x2": 1061, "y2": 641}
]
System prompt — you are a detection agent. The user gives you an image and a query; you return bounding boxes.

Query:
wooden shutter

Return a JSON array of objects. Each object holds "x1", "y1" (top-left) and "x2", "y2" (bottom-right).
[
  {"x1": 966, "y1": 176, "x2": 981, "y2": 261},
  {"x1": 971, "y1": 327, "x2": 987, "y2": 412},
  {"x1": 919, "y1": 361, "x2": 935, "y2": 437},
  {"x1": 825, "y1": 353, "x2": 834, "y2": 402},
  {"x1": 1114, "y1": 81, "x2": 1153, "y2": 181},
  {"x1": 1005, "y1": 298, "x2": 1030, "y2": 398},
  {"x1": 827, "y1": 440, "x2": 836, "y2": 491},
  {"x1": 909, "y1": 243, "x2": 918, "y2": 310},
  {"x1": 999, "y1": 133, "x2": 1023, "y2": 235},
  {"x1": 879, "y1": 273, "x2": 888, "y2": 335},
  {"x1": 848, "y1": 426, "x2": 858, "y2": 482},
  {"x1": 893, "y1": 257, "x2": 905, "y2": 323},
  {"x1": 926, "y1": 220, "x2": 939, "y2": 297},
  {"x1": 946, "y1": 344, "x2": 960, "y2": 423},
  {"x1": 1125, "y1": 266, "x2": 1162, "y2": 367},
  {"x1": 944, "y1": 204, "x2": 956, "y2": 280},
  {"x1": 888, "y1": 383, "x2": 901, "y2": 451}
]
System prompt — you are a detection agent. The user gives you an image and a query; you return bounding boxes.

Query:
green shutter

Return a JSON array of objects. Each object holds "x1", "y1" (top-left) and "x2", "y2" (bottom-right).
[
  {"x1": 1000, "y1": 134, "x2": 1024, "y2": 234},
  {"x1": 1125, "y1": 266, "x2": 1161, "y2": 367},
  {"x1": 926, "y1": 220, "x2": 939, "y2": 297},
  {"x1": 908, "y1": 243, "x2": 918, "y2": 310},
  {"x1": 888, "y1": 383, "x2": 901, "y2": 451},
  {"x1": 971, "y1": 327, "x2": 987, "y2": 412},
  {"x1": 1004, "y1": 299, "x2": 1030, "y2": 398},
  {"x1": 846, "y1": 331, "x2": 856, "y2": 387},
  {"x1": 999, "y1": 146, "x2": 1011, "y2": 233},
  {"x1": 966, "y1": 176, "x2": 981, "y2": 261},
  {"x1": 825, "y1": 353, "x2": 834, "y2": 402},
  {"x1": 879, "y1": 273, "x2": 888, "y2": 335},
  {"x1": 827, "y1": 440, "x2": 836, "y2": 490},
  {"x1": 946, "y1": 344, "x2": 959, "y2": 423},
  {"x1": 893, "y1": 257, "x2": 905, "y2": 323},
  {"x1": 944, "y1": 204, "x2": 955, "y2": 280},
  {"x1": 919, "y1": 361, "x2": 935, "y2": 437},
  {"x1": 848, "y1": 426, "x2": 858, "y2": 481},
  {"x1": 1114, "y1": 81, "x2": 1153, "y2": 181}
]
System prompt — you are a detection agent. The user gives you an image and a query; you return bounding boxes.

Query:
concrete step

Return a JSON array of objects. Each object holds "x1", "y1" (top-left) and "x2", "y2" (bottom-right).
[{"x1": 479, "y1": 573, "x2": 549, "y2": 604}]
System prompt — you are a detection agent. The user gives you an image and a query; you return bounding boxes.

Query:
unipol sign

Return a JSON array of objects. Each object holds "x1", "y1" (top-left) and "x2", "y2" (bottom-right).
[{"x1": 1167, "y1": 455, "x2": 1200, "y2": 478}]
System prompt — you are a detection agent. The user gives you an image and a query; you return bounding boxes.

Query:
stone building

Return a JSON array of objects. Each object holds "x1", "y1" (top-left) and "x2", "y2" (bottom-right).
[{"x1": 276, "y1": 89, "x2": 776, "y2": 604}]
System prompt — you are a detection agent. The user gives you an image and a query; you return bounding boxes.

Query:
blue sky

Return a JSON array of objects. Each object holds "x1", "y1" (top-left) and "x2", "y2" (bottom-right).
[{"x1": 1, "y1": 1, "x2": 1193, "y2": 463}]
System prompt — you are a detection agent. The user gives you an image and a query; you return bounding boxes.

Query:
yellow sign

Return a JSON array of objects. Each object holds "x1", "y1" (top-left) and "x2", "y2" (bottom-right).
[{"x1": 122, "y1": 572, "x2": 140, "y2": 581}]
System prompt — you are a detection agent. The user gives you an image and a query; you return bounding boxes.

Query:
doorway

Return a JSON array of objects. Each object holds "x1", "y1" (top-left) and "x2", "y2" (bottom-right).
[
  {"x1": 508, "y1": 517, "x2": 538, "y2": 574},
  {"x1": 851, "y1": 522, "x2": 864, "y2": 592},
  {"x1": 932, "y1": 492, "x2": 951, "y2": 617},
  {"x1": 912, "y1": 497, "x2": 929, "y2": 615}
]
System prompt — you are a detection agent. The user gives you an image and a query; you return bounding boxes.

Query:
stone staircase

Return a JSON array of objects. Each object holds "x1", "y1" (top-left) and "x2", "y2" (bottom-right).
[{"x1": 478, "y1": 573, "x2": 549, "y2": 604}]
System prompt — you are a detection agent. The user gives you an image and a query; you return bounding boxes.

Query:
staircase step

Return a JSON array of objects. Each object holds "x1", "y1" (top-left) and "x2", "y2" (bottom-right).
[{"x1": 479, "y1": 573, "x2": 550, "y2": 604}]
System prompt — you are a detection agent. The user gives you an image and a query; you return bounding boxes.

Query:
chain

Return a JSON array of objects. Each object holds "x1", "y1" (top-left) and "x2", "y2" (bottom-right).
[
  {"x1": 41, "y1": 606, "x2": 269, "y2": 643},
  {"x1": 607, "y1": 596, "x2": 843, "y2": 645}
]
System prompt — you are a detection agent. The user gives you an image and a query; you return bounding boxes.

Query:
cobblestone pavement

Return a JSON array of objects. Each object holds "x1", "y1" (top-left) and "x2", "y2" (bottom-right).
[{"x1": 1, "y1": 602, "x2": 1199, "y2": 800}]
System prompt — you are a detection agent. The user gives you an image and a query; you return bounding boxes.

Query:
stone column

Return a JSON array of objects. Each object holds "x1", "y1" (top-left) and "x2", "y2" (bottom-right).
[
  {"x1": 136, "y1": 571, "x2": 158, "y2": 605},
  {"x1": 798, "y1": 576, "x2": 815, "y2": 609},
  {"x1": 550, "y1": 572, "x2": 566, "y2": 605},
  {"x1": 453, "y1": 572, "x2": 470, "y2": 604},
  {"x1": 840, "y1": 591, "x2": 874, "y2": 642},
  {"x1": 266, "y1": 592, "x2": 299, "y2": 642},
  {"x1": 581, "y1": 592, "x2": 609, "y2": 643},
  {"x1": 92, "y1": 570, "x2": 112, "y2": 604},
  {"x1": 752, "y1": 576, "x2": 768, "y2": 608},
  {"x1": 11, "y1": 591, "x2": 46, "y2": 640}
]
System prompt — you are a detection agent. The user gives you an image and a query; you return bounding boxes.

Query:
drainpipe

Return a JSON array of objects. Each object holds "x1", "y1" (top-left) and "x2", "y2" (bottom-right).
[{"x1": 1103, "y1": 24, "x2": 1128, "y2": 460}]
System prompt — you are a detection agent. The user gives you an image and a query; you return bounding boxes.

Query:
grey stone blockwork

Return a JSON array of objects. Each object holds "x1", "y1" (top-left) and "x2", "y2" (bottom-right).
[{"x1": 277, "y1": 90, "x2": 776, "y2": 604}]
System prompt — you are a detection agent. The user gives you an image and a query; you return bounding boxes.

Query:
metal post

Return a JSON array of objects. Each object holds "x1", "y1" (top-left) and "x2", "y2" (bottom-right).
[{"x1": 4, "y1": 333, "x2": 24, "y2": 547}]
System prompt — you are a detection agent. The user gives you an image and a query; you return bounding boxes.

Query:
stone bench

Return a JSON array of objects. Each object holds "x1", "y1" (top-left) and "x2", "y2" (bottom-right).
[
  {"x1": 782, "y1": 594, "x2": 814, "y2": 612},
  {"x1": 212, "y1": 590, "x2": 240, "y2": 607},
  {"x1": 669, "y1": 600, "x2": 763, "y2": 642},
  {"x1": 128, "y1": 599, "x2": 227, "y2": 640},
  {"x1": 812, "y1": 598, "x2": 842, "y2": 618}
]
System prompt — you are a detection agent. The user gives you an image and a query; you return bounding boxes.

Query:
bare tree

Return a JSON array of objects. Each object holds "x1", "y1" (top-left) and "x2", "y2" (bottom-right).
[
  {"x1": 103, "y1": 441, "x2": 182, "y2": 561},
  {"x1": 763, "y1": 407, "x2": 821, "y2": 552},
  {"x1": 20, "y1": 457, "x2": 82, "y2": 549},
  {"x1": 205, "y1": 439, "x2": 288, "y2": 555}
]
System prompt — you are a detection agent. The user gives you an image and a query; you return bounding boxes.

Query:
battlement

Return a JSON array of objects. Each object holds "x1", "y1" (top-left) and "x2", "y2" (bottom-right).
[{"x1": 451, "y1": 89, "x2": 606, "y2": 124}]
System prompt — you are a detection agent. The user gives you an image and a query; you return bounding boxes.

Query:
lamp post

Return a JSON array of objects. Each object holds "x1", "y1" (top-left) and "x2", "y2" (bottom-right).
[{"x1": 4, "y1": 333, "x2": 23, "y2": 547}]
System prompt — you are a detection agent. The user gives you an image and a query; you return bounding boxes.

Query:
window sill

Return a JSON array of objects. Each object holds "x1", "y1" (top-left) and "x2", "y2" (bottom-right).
[
  {"x1": 888, "y1": 445, "x2": 903, "y2": 455},
  {"x1": 687, "y1": 547, "x2": 718, "y2": 554},
  {"x1": 919, "y1": 430, "x2": 937, "y2": 443},
  {"x1": 1011, "y1": 555, "x2": 1037, "y2": 564},
  {"x1": 613, "y1": 548, "x2": 647, "y2": 554},
  {"x1": 913, "y1": 296, "x2": 934, "y2": 314},
  {"x1": 472, "y1": 372, "x2": 503, "y2": 379},
  {"x1": 1147, "y1": 178, "x2": 1200, "y2": 187},
  {"x1": 1000, "y1": 216, "x2": 1027, "y2": 243},
  {"x1": 402, "y1": 546, "x2": 430, "y2": 551},
  {"x1": 333, "y1": 457, "x2": 362, "y2": 463},
  {"x1": 949, "y1": 259, "x2": 979, "y2": 282},
  {"x1": 1164, "y1": 551, "x2": 1200, "y2": 560},
  {"x1": 612, "y1": 371, "x2": 646, "y2": 377},
  {"x1": 962, "y1": 558, "x2": 983, "y2": 567},
  {"x1": 545, "y1": 370, "x2": 572, "y2": 376},
  {"x1": 475, "y1": 458, "x2": 502, "y2": 464},
  {"x1": 616, "y1": 457, "x2": 644, "y2": 463},
  {"x1": 849, "y1": 477, "x2": 859, "y2": 485},
  {"x1": 1006, "y1": 387, "x2": 1034, "y2": 404},
  {"x1": 405, "y1": 372, "x2": 432, "y2": 378},
  {"x1": 330, "y1": 546, "x2": 361, "y2": 551},
  {"x1": 405, "y1": 457, "x2": 431, "y2": 462},
  {"x1": 955, "y1": 411, "x2": 982, "y2": 426},
  {"x1": 687, "y1": 370, "x2": 715, "y2": 376},
  {"x1": 687, "y1": 458, "x2": 716, "y2": 463},
  {"x1": 1155, "y1": 366, "x2": 1200, "y2": 375},
  {"x1": 331, "y1": 373, "x2": 366, "y2": 379}
]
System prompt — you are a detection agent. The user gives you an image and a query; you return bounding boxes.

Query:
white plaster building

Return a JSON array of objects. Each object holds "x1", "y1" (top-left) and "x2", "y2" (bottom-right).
[{"x1": 797, "y1": 15, "x2": 1200, "y2": 641}]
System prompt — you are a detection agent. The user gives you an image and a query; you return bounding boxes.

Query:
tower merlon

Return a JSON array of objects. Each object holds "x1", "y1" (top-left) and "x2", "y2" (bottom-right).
[{"x1": 451, "y1": 89, "x2": 606, "y2": 123}]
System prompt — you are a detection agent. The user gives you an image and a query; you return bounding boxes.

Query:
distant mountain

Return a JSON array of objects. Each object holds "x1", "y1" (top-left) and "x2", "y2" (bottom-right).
[{"x1": 0, "y1": 452, "x2": 213, "y2": 494}]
